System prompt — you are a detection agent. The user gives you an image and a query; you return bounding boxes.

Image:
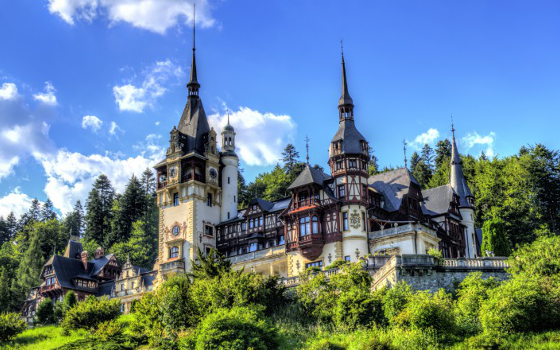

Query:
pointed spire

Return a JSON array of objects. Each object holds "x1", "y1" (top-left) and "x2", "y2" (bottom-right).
[
  {"x1": 449, "y1": 119, "x2": 474, "y2": 207},
  {"x1": 338, "y1": 41, "x2": 354, "y2": 109},
  {"x1": 305, "y1": 135, "x2": 310, "y2": 165},
  {"x1": 403, "y1": 139, "x2": 408, "y2": 169},
  {"x1": 187, "y1": 3, "x2": 200, "y2": 97}
]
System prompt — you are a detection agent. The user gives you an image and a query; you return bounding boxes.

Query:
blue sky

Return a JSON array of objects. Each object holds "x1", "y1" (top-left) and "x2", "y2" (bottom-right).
[{"x1": 1, "y1": 0, "x2": 559, "y2": 216}]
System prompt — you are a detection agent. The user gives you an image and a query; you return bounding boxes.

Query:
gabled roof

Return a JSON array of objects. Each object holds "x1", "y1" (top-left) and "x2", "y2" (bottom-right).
[
  {"x1": 368, "y1": 168, "x2": 419, "y2": 212},
  {"x1": 89, "y1": 254, "x2": 115, "y2": 277},
  {"x1": 51, "y1": 255, "x2": 96, "y2": 292},
  {"x1": 177, "y1": 98, "x2": 210, "y2": 155},
  {"x1": 287, "y1": 165, "x2": 331, "y2": 190},
  {"x1": 421, "y1": 185, "x2": 454, "y2": 216},
  {"x1": 62, "y1": 240, "x2": 83, "y2": 260}
]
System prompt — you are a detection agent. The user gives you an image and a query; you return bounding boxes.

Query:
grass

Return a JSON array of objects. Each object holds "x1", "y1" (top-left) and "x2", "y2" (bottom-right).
[
  {"x1": 0, "y1": 314, "x2": 136, "y2": 350},
  {"x1": 0, "y1": 325, "x2": 88, "y2": 350}
]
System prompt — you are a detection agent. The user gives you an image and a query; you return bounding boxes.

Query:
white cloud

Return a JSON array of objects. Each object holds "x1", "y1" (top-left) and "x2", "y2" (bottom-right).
[
  {"x1": 81, "y1": 115, "x2": 103, "y2": 132},
  {"x1": 462, "y1": 131, "x2": 496, "y2": 157},
  {"x1": 0, "y1": 83, "x2": 18, "y2": 100},
  {"x1": 38, "y1": 134, "x2": 165, "y2": 214},
  {"x1": 208, "y1": 107, "x2": 297, "y2": 167},
  {"x1": 47, "y1": 0, "x2": 215, "y2": 34},
  {"x1": 408, "y1": 128, "x2": 440, "y2": 150},
  {"x1": 0, "y1": 188, "x2": 38, "y2": 218},
  {"x1": 109, "y1": 121, "x2": 123, "y2": 136},
  {"x1": 33, "y1": 81, "x2": 58, "y2": 105},
  {"x1": 113, "y1": 60, "x2": 182, "y2": 112}
]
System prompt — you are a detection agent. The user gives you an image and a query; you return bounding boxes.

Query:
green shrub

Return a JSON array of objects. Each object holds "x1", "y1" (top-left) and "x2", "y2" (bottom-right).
[
  {"x1": 360, "y1": 337, "x2": 393, "y2": 350},
  {"x1": 95, "y1": 319, "x2": 124, "y2": 341},
  {"x1": 54, "y1": 301, "x2": 65, "y2": 320},
  {"x1": 480, "y1": 277, "x2": 559, "y2": 334},
  {"x1": 0, "y1": 312, "x2": 26, "y2": 342},
  {"x1": 160, "y1": 274, "x2": 196, "y2": 333},
  {"x1": 62, "y1": 296, "x2": 121, "y2": 332},
  {"x1": 36, "y1": 297, "x2": 57, "y2": 324},
  {"x1": 381, "y1": 282, "x2": 413, "y2": 325},
  {"x1": 63, "y1": 291, "x2": 78, "y2": 312},
  {"x1": 454, "y1": 272, "x2": 500, "y2": 336},
  {"x1": 190, "y1": 307, "x2": 278, "y2": 350},
  {"x1": 129, "y1": 291, "x2": 165, "y2": 346},
  {"x1": 393, "y1": 289, "x2": 456, "y2": 337},
  {"x1": 325, "y1": 259, "x2": 348, "y2": 270},
  {"x1": 307, "y1": 338, "x2": 346, "y2": 350}
]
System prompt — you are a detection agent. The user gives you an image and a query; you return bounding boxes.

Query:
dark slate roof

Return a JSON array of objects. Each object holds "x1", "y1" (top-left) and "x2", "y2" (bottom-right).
[
  {"x1": 97, "y1": 281, "x2": 114, "y2": 297},
  {"x1": 475, "y1": 228, "x2": 483, "y2": 250},
  {"x1": 177, "y1": 97, "x2": 210, "y2": 155},
  {"x1": 51, "y1": 255, "x2": 96, "y2": 292},
  {"x1": 63, "y1": 240, "x2": 83, "y2": 260},
  {"x1": 251, "y1": 198, "x2": 274, "y2": 211},
  {"x1": 141, "y1": 272, "x2": 156, "y2": 287},
  {"x1": 450, "y1": 132, "x2": 474, "y2": 207},
  {"x1": 339, "y1": 54, "x2": 354, "y2": 106},
  {"x1": 270, "y1": 197, "x2": 291, "y2": 212},
  {"x1": 331, "y1": 120, "x2": 367, "y2": 154},
  {"x1": 368, "y1": 168, "x2": 419, "y2": 212},
  {"x1": 89, "y1": 254, "x2": 114, "y2": 277},
  {"x1": 421, "y1": 185, "x2": 454, "y2": 216},
  {"x1": 287, "y1": 165, "x2": 331, "y2": 190}
]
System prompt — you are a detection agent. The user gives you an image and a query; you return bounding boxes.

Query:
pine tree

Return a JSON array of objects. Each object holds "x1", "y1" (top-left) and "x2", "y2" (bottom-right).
[
  {"x1": 413, "y1": 160, "x2": 431, "y2": 189},
  {"x1": 409, "y1": 152, "x2": 420, "y2": 173},
  {"x1": 282, "y1": 143, "x2": 300, "y2": 172},
  {"x1": 110, "y1": 220, "x2": 157, "y2": 269},
  {"x1": 421, "y1": 144, "x2": 435, "y2": 173},
  {"x1": 0, "y1": 217, "x2": 8, "y2": 246},
  {"x1": 64, "y1": 200, "x2": 84, "y2": 237},
  {"x1": 434, "y1": 139, "x2": 451, "y2": 171},
  {"x1": 107, "y1": 175, "x2": 145, "y2": 246},
  {"x1": 368, "y1": 151, "x2": 379, "y2": 176},
  {"x1": 85, "y1": 174, "x2": 115, "y2": 245},
  {"x1": 41, "y1": 198, "x2": 57, "y2": 222},
  {"x1": 5, "y1": 212, "x2": 17, "y2": 241}
]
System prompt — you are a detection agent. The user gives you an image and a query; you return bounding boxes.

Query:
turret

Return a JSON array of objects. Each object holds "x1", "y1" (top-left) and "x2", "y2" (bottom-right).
[
  {"x1": 220, "y1": 113, "x2": 239, "y2": 222},
  {"x1": 450, "y1": 123, "x2": 477, "y2": 257}
]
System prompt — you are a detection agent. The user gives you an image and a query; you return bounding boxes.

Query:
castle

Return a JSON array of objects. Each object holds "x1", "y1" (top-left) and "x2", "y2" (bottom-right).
[{"x1": 22, "y1": 35, "x2": 489, "y2": 321}]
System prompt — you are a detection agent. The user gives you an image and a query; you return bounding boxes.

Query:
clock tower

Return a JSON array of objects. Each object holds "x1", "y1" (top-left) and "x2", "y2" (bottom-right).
[{"x1": 154, "y1": 26, "x2": 222, "y2": 279}]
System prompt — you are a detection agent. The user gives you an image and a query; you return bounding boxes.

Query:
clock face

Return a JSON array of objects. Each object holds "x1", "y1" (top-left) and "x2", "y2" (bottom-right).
[
  {"x1": 209, "y1": 168, "x2": 218, "y2": 179},
  {"x1": 169, "y1": 166, "x2": 177, "y2": 177}
]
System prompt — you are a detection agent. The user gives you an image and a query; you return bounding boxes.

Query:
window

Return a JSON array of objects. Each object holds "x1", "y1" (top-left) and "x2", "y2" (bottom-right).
[
  {"x1": 278, "y1": 235, "x2": 285, "y2": 245},
  {"x1": 173, "y1": 193, "x2": 179, "y2": 206},
  {"x1": 362, "y1": 212, "x2": 366, "y2": 230},
  {"x1": 240, "y1": 246, "x2": 248, "y2": 255},
  {"x1": 172, "y1": 225, "x2": 180, "y2": 236},
  {"x1": 205, "y1": 247, "x2": 211, "y2": 257},
  {"x1": 131, "y1": 282, "x2": 135, "y2": 289},
  {"x1": 259, "y1": 217, "x2": 263, "y2": 227},
  {"x1": 348, "y1": 159, "x2": 357, "y2": 168},
  {"x1": 241, "y1": 222, "x2": 247, "y2": 231},
  {"x1": 205, "y1": 225, "x2": 214, "y2": 237},
  {"x1": 312, "y1": 216, "x2": 319, "y2": 233},
  {"x1": 299, "y1": 216, "x2": 311, "y2": 236},
  {"x1": 298, "y1": 191, "x2": 309, "y2": 207},
  {"x1": 234, "y1": 195, "x2": 236, "y2": 203},
  {"x1": 336, "y1": 160, "x2": 343, "y2": 170},
  {"x1": 344, "y1": 255, "x2": 351, "y2": 262},
  {"x1": 228, "y1": 176, "x2": 230, "y2": 184},
  {"x1": 170, "y1": 246, "x2": 179, "y2": 259},
  {"x1": 249, "y1": 219, "x2": 254, "y2": 229},
  {"x1": 227, "y1": 212, "x2": 230, "y2": 220},
  {"x1": 249, "y1": 243, "x2": 258, "y2": 252},
  {"x1": 207, "y1": 193, "x2": 212, "y2": 207},
  {"x1": 305, "y1": 261, "x2": 323, "y2": 269},
  {"x1": 363, "y1": 185, "x2": 368, "y2": 198},
  {"x1": 121, "y1": 284, "x2": 125, "y2": 291},
  {"x1": 338, "y1": 185, "x2": 345, "y2": 199},
  {"x1": 343, "y1": 212, "x2": 349, "y2": 231}
]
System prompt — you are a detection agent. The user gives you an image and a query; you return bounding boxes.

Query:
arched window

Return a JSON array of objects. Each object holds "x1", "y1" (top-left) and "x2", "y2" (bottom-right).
[
  {"x1": 312, "y1": 216, "x2": 319, "y2": 233},
  {"x1": 170, "y1": 246, "x2": 179, "y2": 259},
  {"x1": 299, "y1": 217, "x2": 310, "y2": 236}
]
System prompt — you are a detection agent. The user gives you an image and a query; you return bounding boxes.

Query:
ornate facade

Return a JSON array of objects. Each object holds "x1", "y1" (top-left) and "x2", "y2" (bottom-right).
[{"x1": 153, "y1": 37, "x2": 480, "y2": 280}]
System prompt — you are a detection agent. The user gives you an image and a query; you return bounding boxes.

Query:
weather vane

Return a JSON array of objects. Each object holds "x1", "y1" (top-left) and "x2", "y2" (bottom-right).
[
  {"x1": 403, "y1": 139, "x2": 408, "y2": 169},
  {"x1": 305, "y1": 135, "x2": 310, "y2": 165}
]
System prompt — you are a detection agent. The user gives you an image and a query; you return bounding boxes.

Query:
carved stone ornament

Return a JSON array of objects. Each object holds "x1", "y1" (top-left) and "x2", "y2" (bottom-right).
[
  {"x1": 350, "y1": 210, "x2": 361, "y2": 229},
  {"x1": 328, "y1": 253, "x2": 332, "y2": 263},
  {"x1": 296, "y1": 260, "x2": 301, "y2": 271},
  {"x1": 355, "y1": 248, "x2": 361, "y2": 259}
]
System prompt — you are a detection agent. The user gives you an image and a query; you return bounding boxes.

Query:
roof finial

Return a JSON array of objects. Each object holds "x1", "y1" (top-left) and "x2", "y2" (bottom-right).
[
  {"x1": 305, "y1": 135, "x2": 310, "y2": 165},
  {"x1": 403, "y1": 139, "x2": 408, "y2": 169},
  {"x1": 193, "y1": 2, "x2": 196, "y2": 52},
  {"x1": 340, "y1": 38, "x2": 344, "y2": 57},
  {"x1": 226, "y1": 108, "x2": 230, "y2": 125},
  {"x1": 187, "y1": 2, "x2": 199, "y2": 94},
  {"x1": 451, "y1": 115, "x2": 455, "y2": 140}
]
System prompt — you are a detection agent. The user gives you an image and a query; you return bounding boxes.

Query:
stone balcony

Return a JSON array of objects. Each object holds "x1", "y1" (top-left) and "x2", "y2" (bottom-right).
[
  {"x1": 368, "y1": 223, "x2": 437, "y2": 240},
  {"x1": 228, "y1": 245, "x2": 286, "y2": 265}
]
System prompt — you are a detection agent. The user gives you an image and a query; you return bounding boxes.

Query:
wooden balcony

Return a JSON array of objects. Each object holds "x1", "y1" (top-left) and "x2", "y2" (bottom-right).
[
  {"x1": 40, "y1": 282, "x2": 61, "y2": 295},
  {"x1": 295, "y1": 233, "x2": 324, "y2": 260}
]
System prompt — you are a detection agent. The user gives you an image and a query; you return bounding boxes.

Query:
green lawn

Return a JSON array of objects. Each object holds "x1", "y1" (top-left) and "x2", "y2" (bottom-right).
[{"x1": 0, "y1": 325, "x2": 88, "y2": 350}]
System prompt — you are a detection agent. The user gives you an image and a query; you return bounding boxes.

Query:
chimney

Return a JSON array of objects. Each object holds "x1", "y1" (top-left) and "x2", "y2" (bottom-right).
[
  {"x1": 81, "y1": 251, "x2": 88, "y2": 270},
  {"x1": 94, "y1": 247, "x2": 104, "y2": 259}
]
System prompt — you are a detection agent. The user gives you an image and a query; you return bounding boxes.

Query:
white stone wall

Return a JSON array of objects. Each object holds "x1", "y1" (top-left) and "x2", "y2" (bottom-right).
[{"x1": 221, "y1": 156, "x2": 238, "y2": 222}]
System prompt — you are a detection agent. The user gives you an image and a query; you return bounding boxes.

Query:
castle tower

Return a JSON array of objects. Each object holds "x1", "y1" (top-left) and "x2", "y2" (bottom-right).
[
  {"x1": 154, "y1": 17, "x2": 221, "y2": 278},
  {"x1": 220, "y1": 113, "x2": 239, "y2": 222},
  {"x1": 450, "y1": 124, "x2": 477, "y2": 258},
  {"x1": 328, "y1": 51, "x2": 370, "y2": 262}
]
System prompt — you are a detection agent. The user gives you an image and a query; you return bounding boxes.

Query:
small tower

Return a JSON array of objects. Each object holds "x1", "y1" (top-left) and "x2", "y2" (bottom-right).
[
  {"x1": 328, "y1": 49, "x2": 370, "y2": 262},
  {"x1": 450, "y1": 123, "x2": 477, "y2": 257},
  {"x1": 220, "y1": 112, "x2": 239, "y2": 222}
]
